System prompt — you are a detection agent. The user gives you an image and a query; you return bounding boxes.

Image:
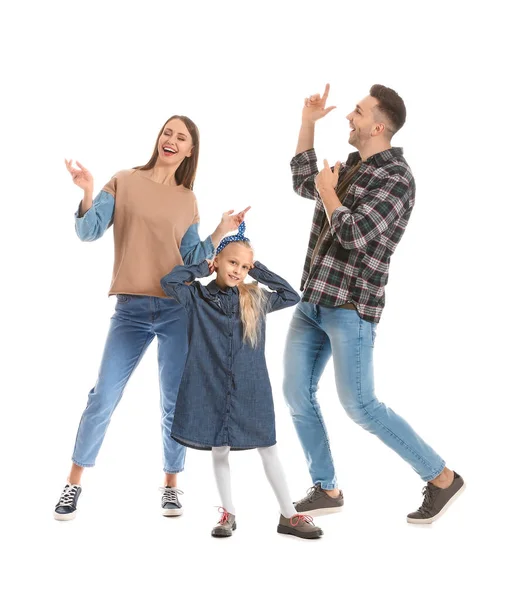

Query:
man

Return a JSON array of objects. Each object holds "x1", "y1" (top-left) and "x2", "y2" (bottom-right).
[{"x1": 284, "y1": 83, "x2": 464, "y2": 523}]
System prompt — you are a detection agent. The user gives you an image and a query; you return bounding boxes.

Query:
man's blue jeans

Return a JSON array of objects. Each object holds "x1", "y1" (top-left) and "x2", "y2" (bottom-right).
[
  {"x1": 72, "y1": 294, "x2": 188, "y2": 473},
  {"x1": 283, "y1": 302, "x2": 445, "y2": 488}
]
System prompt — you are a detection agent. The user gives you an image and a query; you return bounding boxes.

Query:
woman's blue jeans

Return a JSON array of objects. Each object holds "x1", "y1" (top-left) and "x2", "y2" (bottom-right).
[{"x1": 72, "y1": 294, "x2": 188, "y2": 473}]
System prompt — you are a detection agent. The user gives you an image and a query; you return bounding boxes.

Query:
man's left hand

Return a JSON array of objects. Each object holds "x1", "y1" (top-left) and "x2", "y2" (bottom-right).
[{"x1": 315, "y1": 159, "x2": 341, "y2": 193}]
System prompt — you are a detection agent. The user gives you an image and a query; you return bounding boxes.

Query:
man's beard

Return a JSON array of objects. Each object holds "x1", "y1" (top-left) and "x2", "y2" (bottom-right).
[{"x1": 348, "y1": 131, "x2": 358, "y2": 148}]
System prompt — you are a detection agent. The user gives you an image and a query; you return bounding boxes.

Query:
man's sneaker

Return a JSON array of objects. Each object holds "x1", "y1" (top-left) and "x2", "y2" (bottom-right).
[
  {"x1": 211, "y1": 508, "x2": 236, "y2": 537},
  {"x1": 277, "y1": 514, "x2": 323, "y2": 539},
  {"x1": 407, "y1": 472, "x2": 465, "y2": 524},
  {"x1": 294, "y1": 483, "x2": 344, "y2": 515},
  {"x1": 54, "y1": 483, "x2": 82, "y2": 521},
  {"x1": 160, "y1": 487, "x2": 183, "y2": 517}
]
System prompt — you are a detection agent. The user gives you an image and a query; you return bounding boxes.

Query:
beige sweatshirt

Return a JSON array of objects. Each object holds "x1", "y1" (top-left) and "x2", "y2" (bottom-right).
[{"x1": 102, "y1": 169, "x2": 199, "y2": 298}]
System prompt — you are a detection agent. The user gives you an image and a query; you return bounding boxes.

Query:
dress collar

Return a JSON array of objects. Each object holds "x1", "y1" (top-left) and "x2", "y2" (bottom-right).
[{"x1": 205, "y1": 280, "x2": 239, "y2": 296}]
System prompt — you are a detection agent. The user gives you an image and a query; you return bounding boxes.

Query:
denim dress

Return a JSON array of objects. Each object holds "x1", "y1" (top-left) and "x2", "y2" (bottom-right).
[{"x1": 160, "y1": 260, "x2": 300, "y2": 450}]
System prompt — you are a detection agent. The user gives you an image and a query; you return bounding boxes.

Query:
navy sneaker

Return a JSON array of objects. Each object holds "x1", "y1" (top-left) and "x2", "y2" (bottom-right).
[
  {"x1": 54, "y1": 484, "x2": 82, "y2": 521},
  {"x1": 161, "y1": 487, "x2": 183, "y2": 517}
]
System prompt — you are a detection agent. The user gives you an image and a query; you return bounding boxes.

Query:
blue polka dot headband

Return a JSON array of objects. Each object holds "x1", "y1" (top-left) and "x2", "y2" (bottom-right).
[{"x1": 215, "y1": 221, "x2": 250, "y2": 255}]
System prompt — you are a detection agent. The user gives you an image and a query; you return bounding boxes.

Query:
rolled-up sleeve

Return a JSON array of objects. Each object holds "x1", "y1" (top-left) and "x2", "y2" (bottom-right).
[
  {"x1": 179, "y1": 223, "x2": 215, "y2": 264},
  {"x1": 290, "y1": 149, "x2": 321, "y2": 201},
  {"x1": 74, "y1": 190, "x2": 115, "y2": 241},
  {"x1": 330, "y1": 174, "x2": 411, "y2": 250}
]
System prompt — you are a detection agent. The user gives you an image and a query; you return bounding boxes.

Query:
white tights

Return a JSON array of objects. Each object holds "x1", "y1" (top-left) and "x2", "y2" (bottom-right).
[{"x1": 211, "y1": 444, "x2": 296, "y2": 518}]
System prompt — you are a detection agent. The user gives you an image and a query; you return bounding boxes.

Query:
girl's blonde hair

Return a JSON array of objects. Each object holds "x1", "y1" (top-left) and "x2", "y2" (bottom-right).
[
  {"x1": 230, "y1": 241, "x2": 266, "y2": 347},
  {"x1": 238, "y1": 281, "x2": 266, "y2": 347}
]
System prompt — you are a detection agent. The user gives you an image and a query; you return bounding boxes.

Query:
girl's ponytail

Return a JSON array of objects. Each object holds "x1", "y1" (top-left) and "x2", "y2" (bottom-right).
[{"x1": 238, "y1": 282, "x2": 266, "y2": 347}]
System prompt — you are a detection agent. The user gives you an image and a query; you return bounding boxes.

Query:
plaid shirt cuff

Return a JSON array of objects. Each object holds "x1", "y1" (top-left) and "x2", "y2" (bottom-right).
[
  {"x1": 332, "y1": 205, "x2": 350, "y2": 215},
  {"x1": 291, "y1": 148, "x2": 317, "y2": 166},
  {"x1": 330, "y1": 206, "x2": 350, "y2": 235}
]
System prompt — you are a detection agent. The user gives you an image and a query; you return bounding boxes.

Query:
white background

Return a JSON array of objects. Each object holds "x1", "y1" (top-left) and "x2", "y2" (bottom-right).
[{"x1": 1, "y1": 1, "x2": 508, "y2": 598}]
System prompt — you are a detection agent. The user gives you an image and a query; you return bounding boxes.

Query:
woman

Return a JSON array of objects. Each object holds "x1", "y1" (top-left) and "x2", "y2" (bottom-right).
[{"x1": 54, "y1": 115, "x2": 249, "y2": 521}]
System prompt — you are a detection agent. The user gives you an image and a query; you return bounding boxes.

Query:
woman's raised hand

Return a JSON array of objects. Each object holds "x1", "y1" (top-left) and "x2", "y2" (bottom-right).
[
  {"x1": 219, "y1": 205, "x2": 251, "y2": 236},
  {"x1": 65, "y1": 159, "x2": 94, "y2": 193}
]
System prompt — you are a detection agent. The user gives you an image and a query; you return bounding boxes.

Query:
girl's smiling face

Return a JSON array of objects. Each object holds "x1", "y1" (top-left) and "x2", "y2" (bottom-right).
[{"x1": 214, "y1": 243, "x2": 254, "y2": 288}]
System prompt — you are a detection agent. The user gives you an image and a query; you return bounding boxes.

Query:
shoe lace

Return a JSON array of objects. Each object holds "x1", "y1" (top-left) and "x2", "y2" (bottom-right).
[
  {"x1": 290, "y1": 514, "x2": 315, "y2": 527},
  {"x1": 216, "y1": 506, "x2": 231, "y2": 525},
  {"x1": 417, "y1": 484, "x2": 440, "y2": 516},
  {"x1": 297, "y1": 484, "x2": 322, "y2": 505},
  {"x1": 58, "y1": 484, "x2": 79, "y2": 507},
  {"x1": 160, "y1": 487, "x2": 183, "y2": 504}
]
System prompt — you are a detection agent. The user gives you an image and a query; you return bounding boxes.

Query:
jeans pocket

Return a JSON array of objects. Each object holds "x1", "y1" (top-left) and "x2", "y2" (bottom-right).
[{"x1": 116, "y1": 294, "x2": 131, "y2": 304}]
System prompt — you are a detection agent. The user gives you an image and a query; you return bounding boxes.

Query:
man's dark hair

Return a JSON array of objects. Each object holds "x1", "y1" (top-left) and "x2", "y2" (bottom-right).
[{"x1": 370, "y1": 84, "x2": 406, "y2": 136}]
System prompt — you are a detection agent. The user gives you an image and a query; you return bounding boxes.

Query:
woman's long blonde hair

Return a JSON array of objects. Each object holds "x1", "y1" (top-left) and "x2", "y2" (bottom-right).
[{"x1": 233, "y1": 241, "x2": 266, "y2": 347}]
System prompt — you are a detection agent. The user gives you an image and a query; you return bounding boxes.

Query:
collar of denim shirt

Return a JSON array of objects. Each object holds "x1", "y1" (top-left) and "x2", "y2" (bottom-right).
[{"x1": 206, "y1": 279, "x2": 239, "y2": 296}]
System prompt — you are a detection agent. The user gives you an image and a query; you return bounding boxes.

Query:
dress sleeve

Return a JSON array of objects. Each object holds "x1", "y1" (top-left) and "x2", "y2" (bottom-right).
[
  {"x1": 160, "y1": 260, "x2": 211, "y2": 309},
  {"x1": 248, "y1": 261, "x2": 300, "y2": 314}
]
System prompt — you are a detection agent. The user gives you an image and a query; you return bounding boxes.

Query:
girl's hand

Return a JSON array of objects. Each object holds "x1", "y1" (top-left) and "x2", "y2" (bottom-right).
[
  {"x1": 65, "y1": 159, "x2": 94, "y2": 193},
  {"x1": 206, "y1": 259, "x2": 215, "y2": 275},
  {"x1": 219, "y1": 205, "x2": 251, "y2": 236}
]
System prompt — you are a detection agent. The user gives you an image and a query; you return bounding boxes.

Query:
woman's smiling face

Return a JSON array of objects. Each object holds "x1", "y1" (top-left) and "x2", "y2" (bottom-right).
[{"x1": 156, "y1": 118, "x2": 194, "y2": 166}]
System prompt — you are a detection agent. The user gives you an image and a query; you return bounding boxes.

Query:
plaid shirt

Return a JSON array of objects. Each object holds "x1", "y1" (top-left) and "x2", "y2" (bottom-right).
[{"x1": 291, "y1": 147, "x2": 415, "y2": 323}]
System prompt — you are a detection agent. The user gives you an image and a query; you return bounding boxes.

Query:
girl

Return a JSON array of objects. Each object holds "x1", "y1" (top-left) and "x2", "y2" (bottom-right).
[
  {"x1": 55, "y1": 115, "x2": 249, "y2": 520},
  {"x1": 160, "y1": 222, "x2": 323, "y2": 539}
]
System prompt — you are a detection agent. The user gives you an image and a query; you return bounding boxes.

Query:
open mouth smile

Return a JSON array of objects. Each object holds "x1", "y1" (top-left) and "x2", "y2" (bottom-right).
[{"x1": 162, "y1": 146, "x2": 177, "y2": 157}]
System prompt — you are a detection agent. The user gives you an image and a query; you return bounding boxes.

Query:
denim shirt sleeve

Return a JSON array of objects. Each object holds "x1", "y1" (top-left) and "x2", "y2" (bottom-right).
[
  {"x1": 74, "y1": 190, "x2": 115, "y2": 241},
  {"x1": 248, "y1": 261, "x2": 301, "y2": 314},
  {"x1": 179, "y1": 223, "x2": 215, "y2": 264},
  {"x1": 160, "y1": 260, "x2": 210, "y2": 309}
]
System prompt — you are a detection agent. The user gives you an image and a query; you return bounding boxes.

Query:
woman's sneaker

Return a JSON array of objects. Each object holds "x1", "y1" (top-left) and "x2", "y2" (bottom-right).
[
  {"x1": 294, "y1": 483, "x2": 344, "y2": 515},
  {"x1": 160, "y1": 487, "x2": 183, "y2": 517},
  {"x1": 54, "y1": 484, "x2": 82, "y2": 521},
  {"x1": 211, "y1": 508, "x2": 236, "y2": 537},
  {"x1": 277, "y1": 514, "x2": 323, "y2": 539},
  {"x1": 407, "y1": 472, "x2": 465, "y2": 524}
]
